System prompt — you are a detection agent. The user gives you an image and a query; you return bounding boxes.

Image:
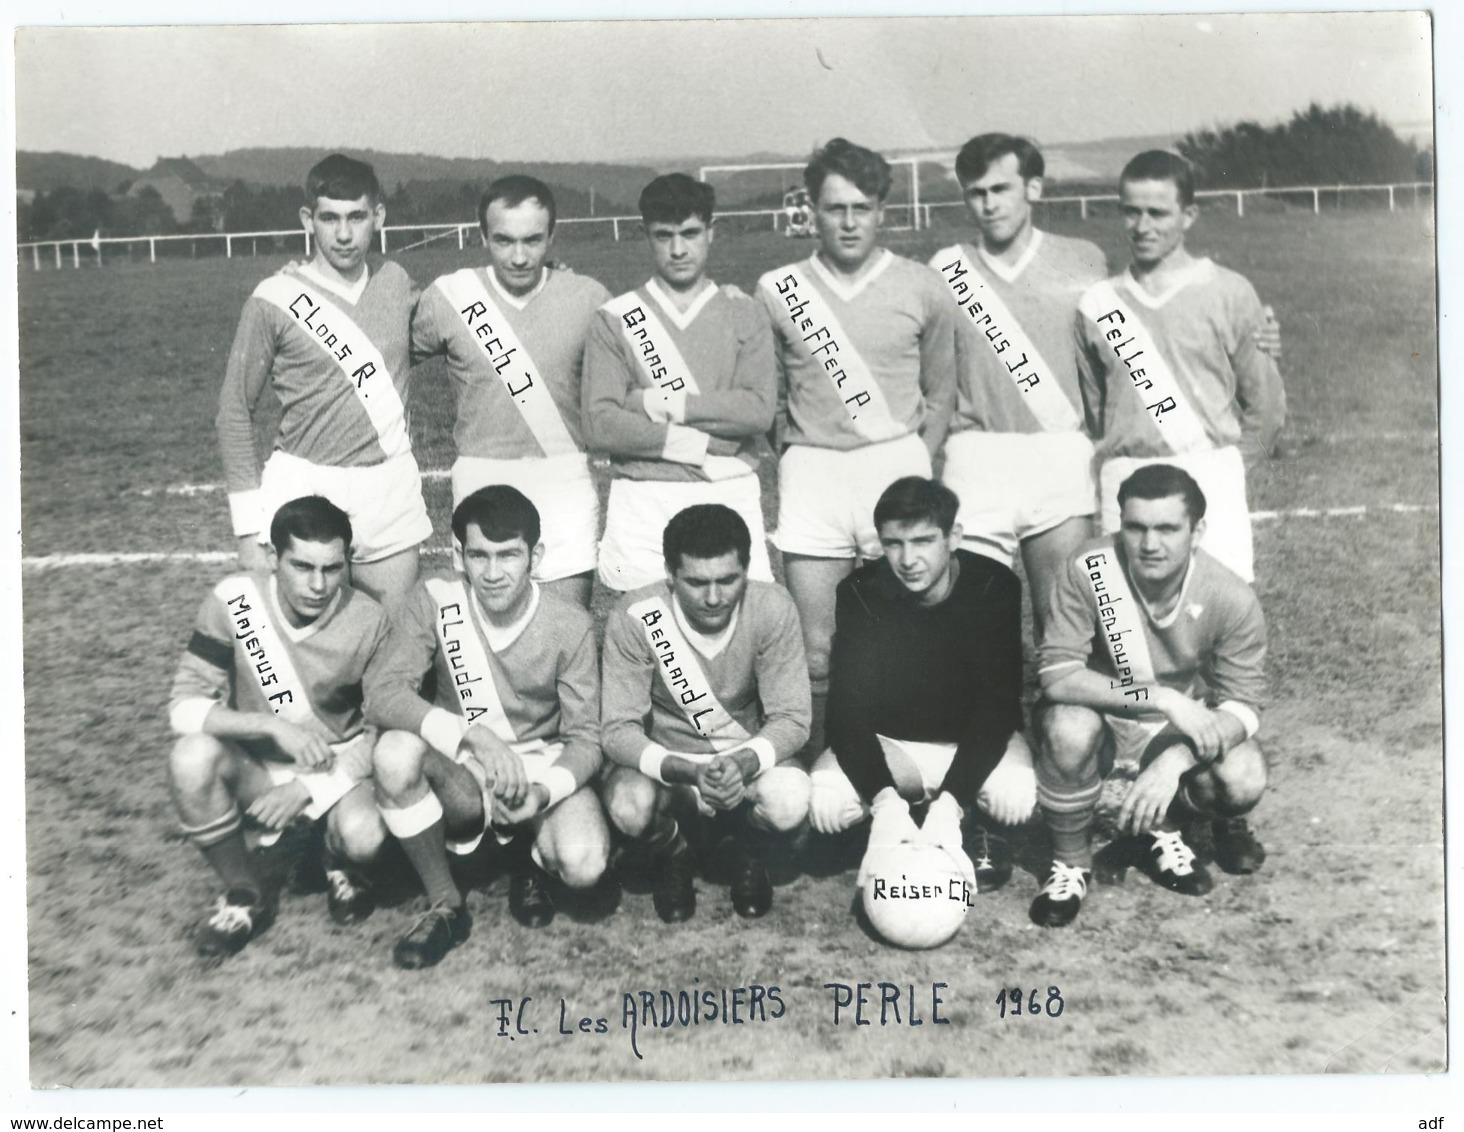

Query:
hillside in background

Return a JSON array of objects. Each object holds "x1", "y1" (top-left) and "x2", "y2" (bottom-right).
[{"x1": 17, "y1": 151, "x2": 144, "y2": 193}]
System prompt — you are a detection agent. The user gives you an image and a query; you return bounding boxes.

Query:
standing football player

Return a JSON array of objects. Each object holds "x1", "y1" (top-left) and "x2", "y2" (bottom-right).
[
  {"x1": 168, "y1": 496, "x2": 389, "y2": 959},
  {"x1": 1031, "y1": 464, "x2": 1269, "y2": 927},
  {"x1": 600, "y1": 504, "x2": 811, "y2": 922},
  {"x1": 412, "y1": 175, "x2": 610, "y2": 608},
  {"x1": 217, "y1": 154, "x2": 430, "y2": 606},
  {"x1": 808, "y1": 477, "x2": 1035, "y2": 893},
  {"x1": 756, "y1": 138, "x2": 957, "y2": 759},
  {"x1": 929, "y1": 135, "x2": 1108, "y2": 638},
  {"x1": 584, "y1": 174, "x2": 775, "y2": 593},
  {"x1": 1077, "y1": 150, "x2": 1287, "y2": 583},
  {"x1": 365, "y1": 486, "x2": 608, "y2": 969}
]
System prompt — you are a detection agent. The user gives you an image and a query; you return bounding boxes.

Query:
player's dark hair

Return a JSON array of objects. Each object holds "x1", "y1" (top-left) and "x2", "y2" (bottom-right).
[
  {"x1": 873, "y1": 477, "x2": 961, "y2": 536},
  {"x1": 452, "y1": 485, "x2": 542, "y2": 549},
  {"x1": 269, "y1": 495, "x2": 353, "y2": 554},
  {"x1": 1117, "y1": 464, "x2": 1208, "y2": 525},
  {"x1": 955, "y1": 133, "x2": 1045, "y2": 185},
  {"x1": 305, "y1": 154, "x2": 382, "y2": 208},
  {"x1": 805, "y1": 137, "x2": 892, "y2": 203},
  {"x1": 663, "y1": 504, "x2": 752, "y2": 573},
  {"x1": 639, "y1": 173, "x2": 716, "y2": 226},
  {"x1": 479, "y1": 174, "x2": 558, "y2": 237},
  {"x1": 1120, "y1": 149, "x2": 1196, "y2": 208}
]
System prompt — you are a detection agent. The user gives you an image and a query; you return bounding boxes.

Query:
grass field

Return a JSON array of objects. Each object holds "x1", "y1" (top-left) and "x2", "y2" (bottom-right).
[{"x1": 18, "y1": 204, "x2": 1445, "y2": 1087}]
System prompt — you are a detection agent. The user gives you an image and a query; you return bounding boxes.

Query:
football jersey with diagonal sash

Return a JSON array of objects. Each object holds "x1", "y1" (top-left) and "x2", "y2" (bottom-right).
[
  {"x1": 930, "y1": 232, "x2": 1105, "y2": 435},
  {"x1": 411, "y1": 266, "x2": 610, "y2": 460},
  {"x1": 1076, "y1": 259, "x2": 1286, "y2": 463},
  {"x1": 601, "y1": 581, "x2": 810, "y2": 767},
  {"x1": 583, "y1": 279, "x2": 775, "y2": 483},
  {"x1": 364, "y1": 572, "x2": 603, "y2": 792},
  {"x1": 217, "y1": 262, "x2": 417, "y2": 500},
  {"x1": 757, "y1": 251, "x2": 956, "y2": 451},
  {"x1": 169, "y1": 571, "x2": 389, "y2": 746},
  {"x1": 1038, "y1": 536, "x2": 1268, "y2": 723}
]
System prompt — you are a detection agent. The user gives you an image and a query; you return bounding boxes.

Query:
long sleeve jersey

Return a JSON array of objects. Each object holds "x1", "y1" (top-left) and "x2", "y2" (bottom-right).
[
  {"x1": 827, "y1": 550, "x2": 1024, "y2": 803},
  {"x1": 757, "y1": 250, "x2": 957, "y2": 451},
  {"x1": 168, "y1": 572, "x2": 389, "y2": 749},
  {"x1": 216, "y1": 261, "x2": 417, "y2": 511},
  {"x1": 1038, "y1": 537, "x2": 1268, "y2": 730},
  {"x1": 1075, "y1": 258, "x2": 1287, "y2": 466},
  {"x1": 600, "y1": 581, "x2": 811, "y2": 768},
  {"x1": 582, "y1": 279, "x2": 776, "y2": 481},
  {"x1": 929, "y1": 231, "x2": 1107, "y2": 436},
  {"x1": 363, "y1": 574, "x2": 601, "y2": 791},
  {"x1": 411, "y1": 266, "x2": 611, "y2": 459}
]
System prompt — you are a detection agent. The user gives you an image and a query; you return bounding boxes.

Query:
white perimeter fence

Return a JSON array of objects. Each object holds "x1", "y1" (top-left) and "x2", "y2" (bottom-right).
[{"x1": 18, "y1": 181, "x2": 1434, "y2": 269}]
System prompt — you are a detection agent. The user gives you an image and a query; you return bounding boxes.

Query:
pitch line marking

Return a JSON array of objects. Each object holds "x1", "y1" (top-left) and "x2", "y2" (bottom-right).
[
  {"x1": 19, "y1": 504, "x2": 1439, "y2": 569},
  {"x1": 135, "y1": 469, "x2": 453, "y2": 497}
]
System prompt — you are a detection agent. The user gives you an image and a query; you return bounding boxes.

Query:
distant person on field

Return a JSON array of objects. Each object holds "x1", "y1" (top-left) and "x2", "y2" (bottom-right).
[
  {"x1": 928, "y1": 134, "x2": 1109, "y2": 639},
  {"x1": 1031, "y1": 464, "x2": 1269, "y2": 928},
  {"x1": 168, "y1": 496, "x2": 390, "y2": 960},
  {"x1": 809, "y1": 477, "x2": 1035, "y2": 896},
  {"x1": 583, "y1": 173, "x2": 776, "y2": 593},
  {"x1": 365, "y1": 486, "x2": 609, "y2": 970},
  {"x1": 756, "y1": 138, "x2": 957, "y2": 762},
  {"x1": 411, "y1": 175, "x2": 611, "y2": 609},
  {"x1": 600, "y1": 504, "x2": 811, "y2": 923},
  {"x1": 1076, "y1": 150, "x2": 1287, "y2": 583},
  {"x1": 216, "y1": 153, "x2": 430, "y2": 606}
]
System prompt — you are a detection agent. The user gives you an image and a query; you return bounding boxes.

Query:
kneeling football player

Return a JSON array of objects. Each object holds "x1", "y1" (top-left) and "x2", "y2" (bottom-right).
[
  {"x1": 600, "y1": 505, "x2": 812, "y2": 922},
  {"x1": 365, "y1": 486, "x2": 609, "y2": 968},
  {"x1": 809, "y1": 476, "x2": 1037, "y2": 892},
  {"x1": 1031, "y1": 463, "x2": 1268, "y2": 927},
  {"x1": 168, "y1": 496, "x2": 390, "y2": 960}
]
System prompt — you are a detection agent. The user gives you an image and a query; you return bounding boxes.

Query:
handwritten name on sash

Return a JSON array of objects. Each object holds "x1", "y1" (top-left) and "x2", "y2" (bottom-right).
[
  {"x1": 636, "y1": 606, "x2": 715, "y2": 734},
  {"x1": 939, "y1": 256, "x2": 1040, "y2": 393},
  {"x1": 772, "y1": 273, "x2": 874, "y2": 418},
  {"x1": 224, "y1": 592, "x2": 295, "y2": 711},
  {"x1": 435, "y1": 600, "x2": 490, "y2": 724},
  {"x1": 1083, "y1": 552, "x2": 1147, "y2": 702},
  {"x1": 615, "y1": 305, "x2": 683, "y2": 393},
  {"x1": 284, "y1": 291, "x2": 379, "y2": 393}
]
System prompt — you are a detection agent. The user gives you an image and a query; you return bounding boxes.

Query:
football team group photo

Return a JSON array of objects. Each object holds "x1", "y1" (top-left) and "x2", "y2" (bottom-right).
[{"x1": 14, "y1": 13, "x2": 1443, "y2": 1091}]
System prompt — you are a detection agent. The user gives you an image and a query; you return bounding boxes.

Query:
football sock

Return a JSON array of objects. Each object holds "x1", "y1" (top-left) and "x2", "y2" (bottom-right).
[
  {"x1": 1036, "y1": 777, "x2": 1101, "y2": 869},
  {"x1": 183, "y1": 807, "x2": 259, "y2": 898},
  {"x1": 643, "y1": 814, "x2": 686, "y2": 859},
  {"x1": 804, "y1": 681, "x2": 829, "y2": 762},
  {"x1": 381, "y1": 794, "x2": 461, "y2": 908}
]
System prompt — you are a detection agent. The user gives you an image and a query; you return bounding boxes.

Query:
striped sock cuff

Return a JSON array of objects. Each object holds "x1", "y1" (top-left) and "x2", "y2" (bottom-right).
[
  {"x1": 1036, "y1": 779, "x2": 1103, "y2": 814},
  {"x1": 180, "y1": 807, "x2": 242, "y2": 848},
  {"x1": 381, "y1": 792, "x2": 445, "y2": 840}
]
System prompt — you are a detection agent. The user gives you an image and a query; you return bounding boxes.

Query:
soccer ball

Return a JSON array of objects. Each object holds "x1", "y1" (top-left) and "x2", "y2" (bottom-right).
[{"x1": 860, "y1": 842, "x2": 974, "y2": 950}]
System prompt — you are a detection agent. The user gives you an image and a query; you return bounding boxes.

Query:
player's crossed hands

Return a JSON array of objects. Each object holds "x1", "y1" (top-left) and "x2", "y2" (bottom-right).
[
  {"x1": 248, "y1": 779, "x2": 311, "y2": 831},
  {"x1": 1119, "y1": 747, "x2": 1189, "y2": 835},
  {"x1": 271, "y1": 719, "x2": 335, "y2": 770},
  {"x1": 459, "y1": 724, "x2": 529, "y2": 807},
  {"x1": 697, "y1": 753, "x2": 749, "y2": 811}
]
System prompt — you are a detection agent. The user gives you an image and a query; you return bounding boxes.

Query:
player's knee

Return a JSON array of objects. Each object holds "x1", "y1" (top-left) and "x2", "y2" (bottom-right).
[
  {"x1": 328, "y1": 800, "x2": 387, "y2": 864},
  {"x1": 603, "y1": 770, "x2": 659, "y2": 839},
  {"x1": 548, "y1": 832, "x2": 609, "y2": 890},
  {"x1": 169, "y1": 733, "x2": 229, "y2": 794},
  {"x1": 372, "y1": 730, "x2": 427, "y2": 799},
  {"x1": 749, "y1": 767, "x2": 811, "y2": 832},
  {"x1": 1038, "y1": 705, "x2": 1104, "y2": 778},
  {"x1": 1207, "y1": 741, "x2": 1268, "y2": 816}
]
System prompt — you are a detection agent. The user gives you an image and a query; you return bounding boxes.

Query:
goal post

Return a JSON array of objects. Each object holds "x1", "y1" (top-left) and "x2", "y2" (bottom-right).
[{"x1": 699, "y1": 156, "x2": 927, "y2": 231}]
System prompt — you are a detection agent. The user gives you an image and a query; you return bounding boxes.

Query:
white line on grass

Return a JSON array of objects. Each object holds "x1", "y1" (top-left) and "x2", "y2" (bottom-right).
[{"x1": 20, "y1": 503, "x2": 1439, "y2": 569}]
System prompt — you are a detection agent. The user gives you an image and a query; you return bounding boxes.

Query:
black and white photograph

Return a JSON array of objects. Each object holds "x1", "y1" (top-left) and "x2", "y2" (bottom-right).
[{"x1": 1, "y1": 0, "x2": 1451, "y2": 1116}]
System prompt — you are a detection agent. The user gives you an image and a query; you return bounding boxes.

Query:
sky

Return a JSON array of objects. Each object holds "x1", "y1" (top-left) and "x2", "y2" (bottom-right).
[{"x1": 11, "y1": 6, "x2": 1435, "y2": 169}]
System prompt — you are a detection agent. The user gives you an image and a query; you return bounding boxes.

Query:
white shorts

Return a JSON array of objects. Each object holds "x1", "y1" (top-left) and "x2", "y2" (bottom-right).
[
  {"x1": 596, "y1": 474, "x2": 773, "y2": 592},
  {"x1": 1099, "y1": 446, "x2": 1253, "y2": 582},
  {"x1": 809, "y1": 732, "x2": 1034, "y2": 827},
  {"x1": 1099, "y1": 715, "x2": 1176, "y2": 772},
  {"x1": 941, "y1": 430, "x2": 1097, "y2": 565},
  {"x1": 452, "y1": 453, "x2": 600, "y2": 582},
  {"x1": 773, "y1": 433, "x2": 931, "y2": 559},
  {"x1": 258, "y1": 450, "x2": 431, "y2": 564}
]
